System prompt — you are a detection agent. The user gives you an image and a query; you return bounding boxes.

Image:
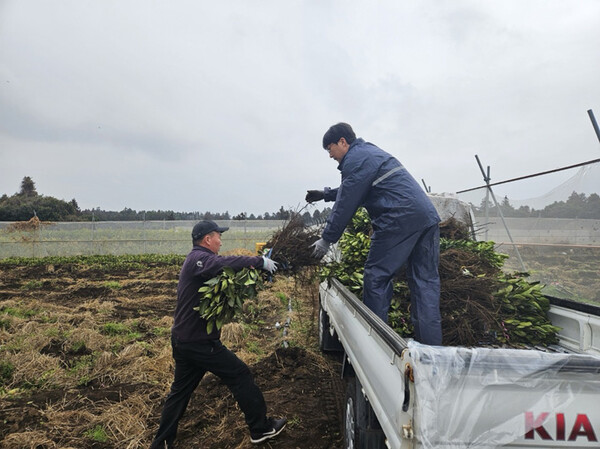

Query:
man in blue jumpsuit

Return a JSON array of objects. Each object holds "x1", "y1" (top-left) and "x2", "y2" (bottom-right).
[{"x1": 307, "y1": 123, "x2": 442, "y2": 345}]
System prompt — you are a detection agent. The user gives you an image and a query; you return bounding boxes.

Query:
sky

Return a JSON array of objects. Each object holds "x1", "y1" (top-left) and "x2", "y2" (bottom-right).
[{"x1": 1, "y1": 0, "x2": 600, "y2": 217}]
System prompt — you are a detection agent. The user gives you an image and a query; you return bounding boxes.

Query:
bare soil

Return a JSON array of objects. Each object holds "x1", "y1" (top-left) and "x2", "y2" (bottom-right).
[{"x1": 0, "y1": 260, "x2": 344, "y2": 449}]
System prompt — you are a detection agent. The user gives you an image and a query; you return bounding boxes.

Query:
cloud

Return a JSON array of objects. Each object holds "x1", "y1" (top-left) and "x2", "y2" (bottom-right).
[{"x1": 1, "y1": 0, "x2": 599, "y2": 215}]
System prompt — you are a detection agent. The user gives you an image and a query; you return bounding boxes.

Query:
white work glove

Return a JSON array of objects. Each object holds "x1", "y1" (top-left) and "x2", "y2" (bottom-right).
[
  {"x1": 262, "y1": 257, "x2": 278, "y2": 274},
  {"x1": 311, "y1": 238, "x2": 331, "y2": 259}
]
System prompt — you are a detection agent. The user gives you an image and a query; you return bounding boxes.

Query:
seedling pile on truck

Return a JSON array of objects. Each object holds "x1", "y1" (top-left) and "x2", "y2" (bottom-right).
[{"x1": 318, "y1": 195, "x2": 600, "y2": 449}]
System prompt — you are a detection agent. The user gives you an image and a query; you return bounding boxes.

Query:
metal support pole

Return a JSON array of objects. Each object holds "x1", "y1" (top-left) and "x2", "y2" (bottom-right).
[
  {"x1": 483, "y1": 165, "x2": 490, "y2": 242},
  {"x1": 91, "y1": 211, "x2": 95, "y2": 255},
  {"x1": 475, "y1": 155, "x2": 526, "y2": 271},
  {"x1": 421, "y1": 179, "x2": 431, "y2": 193},
  {"x1": 588, "y1": 109, "x2": 600, "y2": 144}
]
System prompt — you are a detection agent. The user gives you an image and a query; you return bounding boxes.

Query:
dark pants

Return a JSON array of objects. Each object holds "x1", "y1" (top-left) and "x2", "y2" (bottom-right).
[
  {"x1": 149, "y1": 337, "x2": 269, "y2": 449},
  {"x1": 363, "y1": 224, "x2": 442, "y2": 345}
]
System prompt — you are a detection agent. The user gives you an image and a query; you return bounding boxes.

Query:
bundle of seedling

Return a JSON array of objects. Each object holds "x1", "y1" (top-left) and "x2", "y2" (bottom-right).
[
  {"x1": 264, "y1": 213, "x2": 321, "y2": 272},
  {"x1": 320, "y1": 208, "x2": 560, "y2": 348},
  {"x1": 193, "y1": 267, "x2": 262, "y2": 333},
  {"x1": 193, "y1": 214, "x2": 322, "y2": 331}
]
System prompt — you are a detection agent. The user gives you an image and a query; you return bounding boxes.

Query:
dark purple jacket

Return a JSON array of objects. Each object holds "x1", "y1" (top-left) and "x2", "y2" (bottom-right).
[{"x1": 171, "y1": 245, "x2": 263, "y2": 342}]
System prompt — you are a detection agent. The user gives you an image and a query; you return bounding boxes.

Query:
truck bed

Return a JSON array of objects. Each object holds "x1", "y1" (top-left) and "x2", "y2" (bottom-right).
[{"x1": 320, "y1": 278, "x2": 600, "y2": 449}]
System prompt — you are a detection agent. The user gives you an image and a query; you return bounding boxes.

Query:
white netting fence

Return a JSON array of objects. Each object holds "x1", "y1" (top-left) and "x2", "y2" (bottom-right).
[
  {"x1": 0, "y1": 220, "x2": 286, "y2": 258},
  {"x1": 456, "y1": 160, "x2": 600, "y2": 304}
]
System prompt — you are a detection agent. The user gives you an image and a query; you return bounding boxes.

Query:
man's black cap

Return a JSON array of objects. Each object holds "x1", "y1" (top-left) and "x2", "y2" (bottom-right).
[
  {"x1": 322, "y1": 122, "x2": 356, "y2": 149},
  {"x1": 192, "y1": 220, "x2": 229, "y2": 241}
]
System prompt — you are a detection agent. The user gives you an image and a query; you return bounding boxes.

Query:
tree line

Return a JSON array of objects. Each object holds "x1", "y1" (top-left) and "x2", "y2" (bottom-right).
[
  {"x1": 2, "y1": 177, "x2": 599, "y2": 222},
  {"x1": 0, "y1": 177, "x2": 332, "y2": 222},
  {"x1": 474, "y1": 192, "x2": 600, "y2": 219}
]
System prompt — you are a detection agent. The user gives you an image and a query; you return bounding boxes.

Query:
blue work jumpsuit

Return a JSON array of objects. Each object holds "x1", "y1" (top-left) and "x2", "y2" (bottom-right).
[{"x1": 322, "y1": 138, "x2": 442, "y2": 345}]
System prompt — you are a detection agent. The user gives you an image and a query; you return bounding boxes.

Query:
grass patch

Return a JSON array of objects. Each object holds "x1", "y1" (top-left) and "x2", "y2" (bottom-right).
[
  {"x1": 101, "y1": 322, "x2": 130, "y2": 336},
  {"x1": 20, "y1": 280, "x2": 44, "y2": 290},
  {"x1": 287, "y1": 415, "x2": 302, "y2": 428},
  {"x1": 43, "y1": 326, "x2": 63, "y2": 338},
  {"x1": 0, "y1": 254, "x2": 186, "y2": 271},
  {"x1": 275, "y1": 291, "x2": 288, "y2": 305},
  {"x1": 101, "y1": 322, "x2": 142, "y2": 346},
  {"x1": 1, "y1": 304, "x2": 38, "y2": 319},
  {"x1": 152, "y1": 326, "x2": 171, "y2": 337},
  {"x1": 0, "y1": 317, "x2": 11, "y2": 330},
  {"x1": 84, "y1": 425, "x2": 109, "y2": 443},
  {"x1": 245, "y1": 340, "x2": 265, "y2": 356},
  {"x1": 68, "y1": 354, "x2": 95, "y2": 386},
  {"x1": 70, "y1": 340, "x2": 88, "y2": 353},
  {"x1": 0, "y1": 360, "x2": 15, "y2": 386},
  {"x1": 103, "y1": 280, "x2": 123, "y2": 290}
]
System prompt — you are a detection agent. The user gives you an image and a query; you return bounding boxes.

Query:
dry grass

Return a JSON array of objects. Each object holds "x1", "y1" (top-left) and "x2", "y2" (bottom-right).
[
  {"x1": 81, "y1": 299, "x2": 117, "y2": 315},
  {"x1": 0, "y1": 258, "x2": 336, "y2": 448},
  {"x1": 222, "y1": 248, "x2": 257, "y2": 257},
  {"x1": 98, "y1": 393, "x2": 156, "y2": 448},
  {"x1": 1, "y1": 430, "x2": 59, "y2": 449},
  {"x1": 5, "y1": 352, "x2": 65, "y2": 389},
  {"x1": 4, "y1": 216, "x2": 52, "y2": 233},
  {"x1": 220, "y1": 322, "x2": 245, "y2": 346}
]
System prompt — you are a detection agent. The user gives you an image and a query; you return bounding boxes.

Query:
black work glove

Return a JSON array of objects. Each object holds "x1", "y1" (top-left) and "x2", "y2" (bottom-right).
[{"x1": 305, "y1": 190, "x2": 325, "y2": 203}]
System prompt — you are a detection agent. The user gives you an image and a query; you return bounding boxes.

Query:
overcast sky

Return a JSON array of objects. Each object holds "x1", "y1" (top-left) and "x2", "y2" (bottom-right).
[{"x1": 1, "y1": 0, "x2": 599, "y2": 217}]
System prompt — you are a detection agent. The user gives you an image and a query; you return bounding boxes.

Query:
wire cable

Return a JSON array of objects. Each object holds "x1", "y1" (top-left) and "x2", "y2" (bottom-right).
[{"x1": 457, "y1": 158, "x2": 600, "y2": 194}]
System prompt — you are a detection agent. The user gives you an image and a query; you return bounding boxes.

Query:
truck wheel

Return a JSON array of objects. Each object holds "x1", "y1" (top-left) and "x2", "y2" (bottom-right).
[
  {"x1": 319, "y1": 302, "x2": 342, "y2": 352},
  {"x1": 344, "y1": 376, "x2": 358, "y2": 449},
  {"x1": 344, "y1": 376, "x2": 386, "y2": 449}
]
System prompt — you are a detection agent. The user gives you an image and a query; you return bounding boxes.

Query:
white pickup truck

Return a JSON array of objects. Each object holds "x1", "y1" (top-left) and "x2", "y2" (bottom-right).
[{"x1": 318, "y1": 196, "x2": 600, "y2": 449}]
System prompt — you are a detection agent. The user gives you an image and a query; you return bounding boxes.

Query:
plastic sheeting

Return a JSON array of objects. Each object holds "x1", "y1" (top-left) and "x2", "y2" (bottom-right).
[
  {"x1": 407, "y1": 341, "x2": 600, "y2": 448},
  {"x1": 428, "y1": 194, "x2": 475, "y2": 226}
]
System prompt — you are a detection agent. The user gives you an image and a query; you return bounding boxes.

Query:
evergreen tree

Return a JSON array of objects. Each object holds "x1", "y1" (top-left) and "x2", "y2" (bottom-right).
[
  {"x1": 500, "y1": 196, "x2": 516, "y2": 217},
  {"x1": 585, "y1": 193, "x2": 600, "y2": 219},
  {"x1": 19, "y1": 176, "x2": 38, "y2": 197},
  {"x1": 275, "y1": 206, "x2": 291, "y2": 220},
  {"x1": 0, "y1": 177, "x2": 78, "y2": 221}
]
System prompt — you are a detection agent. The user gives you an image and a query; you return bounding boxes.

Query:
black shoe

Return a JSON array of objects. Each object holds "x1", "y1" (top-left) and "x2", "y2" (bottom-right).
[{"x1": 250, "y1": 417, "x2": 287, "y2": 444}]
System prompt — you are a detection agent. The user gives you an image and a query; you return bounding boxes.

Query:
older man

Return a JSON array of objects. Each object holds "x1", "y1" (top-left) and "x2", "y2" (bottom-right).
[{"x1": 150, "y1": 220, "x2": 286, "y2": 448}]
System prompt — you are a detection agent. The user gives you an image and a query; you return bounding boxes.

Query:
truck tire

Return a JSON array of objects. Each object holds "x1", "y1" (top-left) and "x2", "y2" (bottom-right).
[
  {"x1": 344, "y1": 376, "x2": 386, "y2": 449},
  {"x1": 319, "y1": 302, "x2": 343, "y2": 352}
]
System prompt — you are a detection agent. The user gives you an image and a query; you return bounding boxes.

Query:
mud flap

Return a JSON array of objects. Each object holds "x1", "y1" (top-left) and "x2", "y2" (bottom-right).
[{"x1": 319, "y1": 301, "x2": 343, "y2": 352}]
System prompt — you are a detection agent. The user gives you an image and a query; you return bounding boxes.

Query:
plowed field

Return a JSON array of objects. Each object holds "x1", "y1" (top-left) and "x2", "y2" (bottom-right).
[{"x1": 0, "y1": 258, "x2": 344, "y2": 448}]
